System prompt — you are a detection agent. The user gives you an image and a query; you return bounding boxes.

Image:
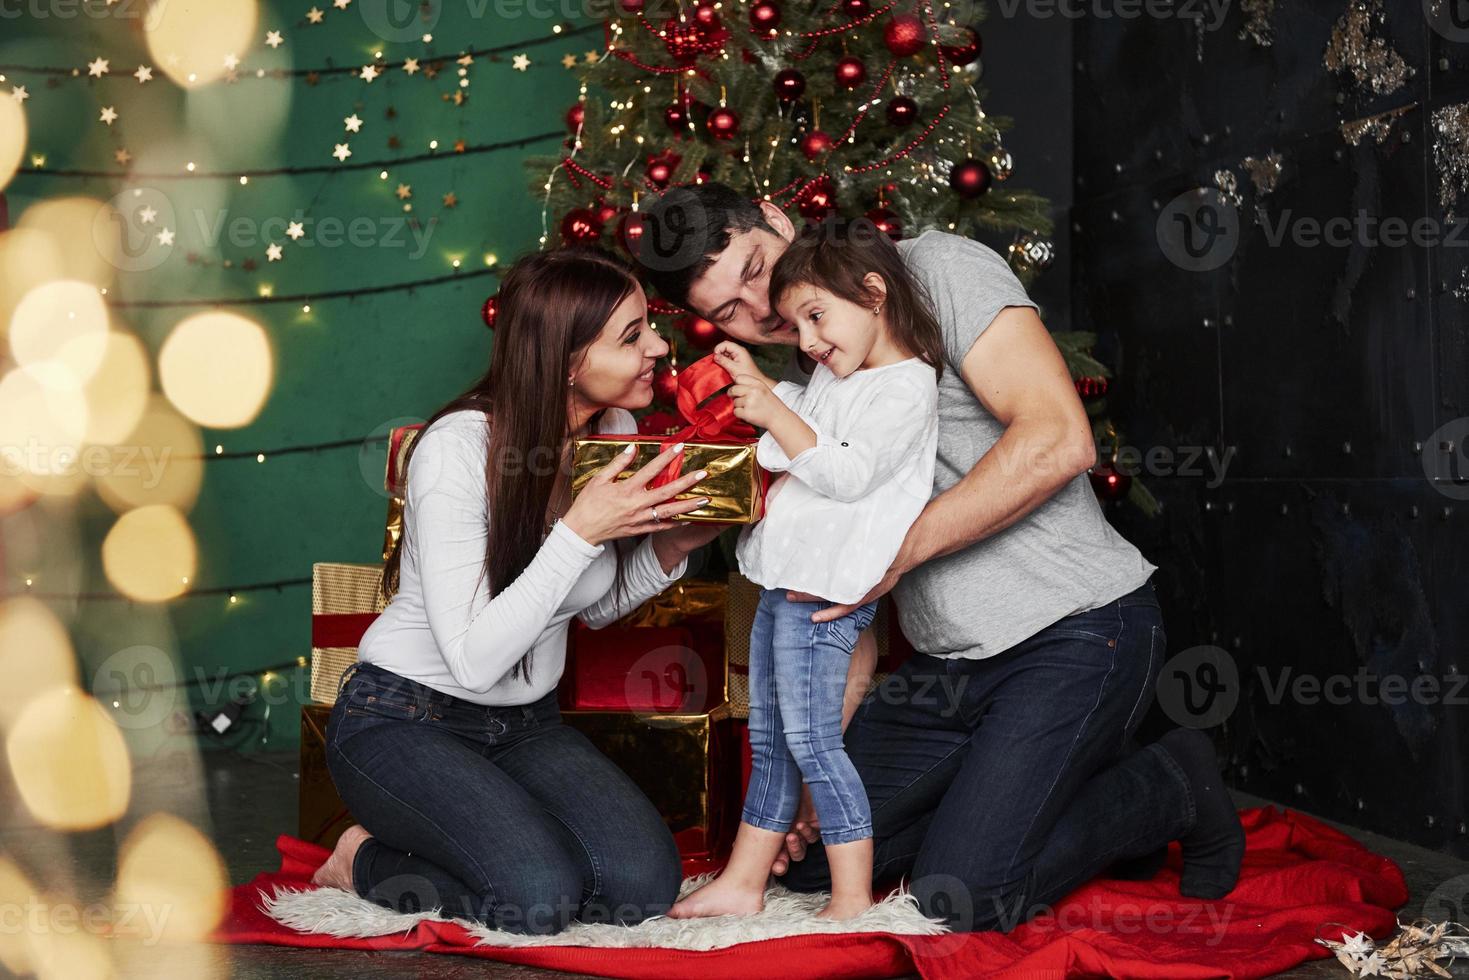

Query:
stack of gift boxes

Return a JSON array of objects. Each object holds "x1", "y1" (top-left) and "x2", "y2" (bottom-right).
[{"x1": 300, "y1": 356, "x2": 913, "y2": 863}]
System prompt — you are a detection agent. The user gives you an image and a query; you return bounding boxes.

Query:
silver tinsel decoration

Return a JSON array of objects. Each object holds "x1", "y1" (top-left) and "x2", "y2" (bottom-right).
[
  {"x1": 988, "y1": 149, "x2": 1014, "y2": 182},
  {"x1": 1213, "y1": 169, "x2": 1244, "y2": 208},
  {"x1": 1008, "y1": 232, "x2": 1054, "y2": 273},
  {"x1": 1239, "y1": 0, "x2": 1275, "y2": 46},
  {"x1": 1432, "y1": 103, "x2": 1469, "y2": 220},
  {"x1": 1324, "y1": 0, "x2": 1412, "y2": 97},
  {"x1": 1242, "y1": 152, "x2": 1284, "y2": 196}
]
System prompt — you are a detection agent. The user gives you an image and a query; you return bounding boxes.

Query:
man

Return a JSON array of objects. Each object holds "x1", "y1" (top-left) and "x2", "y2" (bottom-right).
[{"x1": 635, "y1": 183, "x2": 1244, "y2": 931}]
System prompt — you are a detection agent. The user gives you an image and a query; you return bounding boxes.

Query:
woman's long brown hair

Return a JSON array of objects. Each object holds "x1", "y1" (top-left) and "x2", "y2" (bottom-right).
[{"x1": 380, "y1": 247, "x2": 637, "y2": 684}]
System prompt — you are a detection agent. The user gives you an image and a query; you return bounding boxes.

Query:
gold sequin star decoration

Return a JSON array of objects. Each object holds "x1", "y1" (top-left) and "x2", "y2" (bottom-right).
[
  {"x1": 87, "y1": 57, "x2": 110, "y2": 77},
  {"x1": 265, "y1": 30, "x2": 283, "y2": 48},
  {"x1": 9, "y1": 86, "x2": 28, "y2": 102},
  {"x1": 266, "y1": 243, "x2": 283, "y2": 262},
  {"x1": 306, "y1": 71, "x2": 320, "y2": 86},
  {"x1": 423, "y1": 62, "x2": 439, "y2": 79},
  {"x1": 133, "y1": 65, "x2": 153, "y2": 83},
  {"x1": 114, "y1": 147, "x2": 132, "y2": 164},
  {"x1": 584, "y1": 51, "x2": 599, "y2": 64},
  {"x1": 562, "y1": 53, "x2": 578, "y2": 69},
  {"x1": 395, "y1": 183, "x2": 412, "y2": 200},
  {"x1": 333, "y1": 0, "x2": 351, "y2": 9},
  {"x1": 453, "y1": 138, "x2": 466, "y2": 153},
  {"x1": 403, "y1": 57, "x2": 419, "y2": 75},
  {"x1": 512, "y1": 54, "x2": 530, "y2": 71},
  {"x1": 306, "y1": 6, "x2": 324, "y2": 23},
  {"x1": 452, "y1": 89, "x2": 466, "y2": 106},
  {"x1": 286, "y1": 221, "x2": 305, "y2": 240},
  {"x1": 360, "y1": 64, "x2": 380, "y2": 82},
  {"x1": 99, "y1": 106, "x2": 117, "y2": 125},
  {"x1": 333, "y1": 143, "x2": 352, "y2": 161},
  {"x1": 442, "y1": 192, "x2": 458, "y2": 208},
  {"x1": 457, "y1": 54, "x2": 473, "y2": 66}
]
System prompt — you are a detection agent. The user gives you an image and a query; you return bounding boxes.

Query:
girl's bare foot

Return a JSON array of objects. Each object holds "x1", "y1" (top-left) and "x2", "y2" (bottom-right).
[
  {"x1": 311, "y1": 825, "x2": 371, "y2": 892},
  {"x1": 816, "y1": 893, "x2": 873, "y2": 921},
  {"x1": 668, "y1": 877, "x2": 765, "y2": 918}
]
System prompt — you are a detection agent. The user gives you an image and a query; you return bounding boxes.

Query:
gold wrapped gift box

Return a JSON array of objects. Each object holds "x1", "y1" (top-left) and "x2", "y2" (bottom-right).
[
  {"x1": 571, "y1": 437, "x2": 766, "y2": 524},
  {"x1": 298, "y1": 703, "x2": 739, "y2": 858}
]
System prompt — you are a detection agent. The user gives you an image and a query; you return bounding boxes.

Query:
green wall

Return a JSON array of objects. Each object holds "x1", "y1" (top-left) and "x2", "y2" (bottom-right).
[{"x1": 3, "y1": 3, "x2": 592, "y2": 750}]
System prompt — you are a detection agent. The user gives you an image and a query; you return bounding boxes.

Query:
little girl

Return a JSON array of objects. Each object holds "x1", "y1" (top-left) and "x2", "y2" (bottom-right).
[{"x1": 670, "y1": 220, "x2": 943, "y2": 921}]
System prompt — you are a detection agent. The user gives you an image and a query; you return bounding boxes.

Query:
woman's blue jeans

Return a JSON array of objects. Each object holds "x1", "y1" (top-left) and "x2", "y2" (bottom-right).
[
  {"x1": 742, "y1": 588, "x2": 880, "y2": 846},
  {"x1": 324, "y1": 662, "x2": 682, "y2": 935}
]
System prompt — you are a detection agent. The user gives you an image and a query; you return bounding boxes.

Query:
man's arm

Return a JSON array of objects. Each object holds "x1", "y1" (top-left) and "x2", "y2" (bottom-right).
[{"x1": 900, "y1": 306, "x2": 1096, "y2": 571}]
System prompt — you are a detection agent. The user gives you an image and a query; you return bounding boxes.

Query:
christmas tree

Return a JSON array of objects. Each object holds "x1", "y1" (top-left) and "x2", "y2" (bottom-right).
[{"x1": 525, "y1": 0, "x2": 1056, "y2": 378}]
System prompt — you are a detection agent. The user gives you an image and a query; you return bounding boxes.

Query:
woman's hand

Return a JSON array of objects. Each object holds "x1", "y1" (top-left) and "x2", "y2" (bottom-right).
[
  {"x1": 562, "y1": 443, "x2": 710, "y2": 547},
  {"x1": 713, "y1": 340, "x2": 765, "y2": 383},
  {"x1": 771, "y1": 785, "x2": 821, "y2": 876}
]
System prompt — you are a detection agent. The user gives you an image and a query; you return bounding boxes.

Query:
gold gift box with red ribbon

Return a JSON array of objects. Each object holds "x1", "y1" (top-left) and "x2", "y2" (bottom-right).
[{"x1": 571, "y1": 355, "x2": 770, "y2": 524}]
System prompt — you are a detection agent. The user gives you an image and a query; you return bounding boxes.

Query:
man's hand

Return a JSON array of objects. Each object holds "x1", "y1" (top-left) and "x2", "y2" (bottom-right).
[
  {"x1": 788, "y1": 557, "x2": 905, "y2": 624},
  {"x1": 771, "y1": 785, "x2": 820, "y2": 876}
]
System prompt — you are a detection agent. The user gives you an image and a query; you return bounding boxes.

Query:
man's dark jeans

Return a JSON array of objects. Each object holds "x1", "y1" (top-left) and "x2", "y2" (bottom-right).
[
  {"x1": 780, "y1": 580, "x2": 1196, "y2": 931},
  {"x1": 325, "y1": 662, "x2": 683, "y2": 935}
]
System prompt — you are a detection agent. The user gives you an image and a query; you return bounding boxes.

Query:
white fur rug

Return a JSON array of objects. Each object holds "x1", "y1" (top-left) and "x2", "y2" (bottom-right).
[{"x1": 259, "y1": 872, "x2": 949, "y2": 951}]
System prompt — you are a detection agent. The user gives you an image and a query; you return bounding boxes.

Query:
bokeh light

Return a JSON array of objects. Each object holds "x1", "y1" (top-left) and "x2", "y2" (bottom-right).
[
  {"x1": 115, "y1": 813, "x2": 229, "y2": 943},
  {"x1": 76, "y1": 330, "x2": 151, "y2": 447},
  {"x1": 0, "y1": 598, "x2": 79, "y2": 731},
  {"x1": 145, "y1": 0, "x2": 259, "y2": 89},
  {"x1": 5, "y1": 686, "x2": 131, "y2": 830},
  {"x1": 0, "y1": 228, "x2": 66, "y2": 329},
  {"x1": 0, "y1": 97, "x2": 23, "y2": 192},
  {"x1": 8, "y1": 280, "x2": 110, "y2": 381},
  {"x1": 93, "y1": 395, "x2": 203, "y2": 513},
  {"x1": 158, "y1": 311, "x2": 273, "y2": 428},
  {"x1": 17, "y1": 198, "x2": 119, "y2": 288},
  {"x1": 101, "y1": 505, "x2": 197, "y2": 602},
  {"x1": 0, "y1": 364, "x2": 91, "y2": 497}
]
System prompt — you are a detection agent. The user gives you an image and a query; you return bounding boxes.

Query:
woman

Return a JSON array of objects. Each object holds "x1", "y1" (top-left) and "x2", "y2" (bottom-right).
[{"x1": 311, "y1": 247, "x2": 725, "y2": 935}]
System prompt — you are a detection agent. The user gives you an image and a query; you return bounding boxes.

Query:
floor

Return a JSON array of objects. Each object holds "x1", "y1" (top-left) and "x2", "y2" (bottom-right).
[{"x1": 4, "y1": 749, "x2": 1466, "y2": 979}]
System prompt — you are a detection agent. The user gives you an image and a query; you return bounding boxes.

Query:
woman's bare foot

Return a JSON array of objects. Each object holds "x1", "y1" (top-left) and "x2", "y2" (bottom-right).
[
  {"x1": 311, "y1": 825, "x2": 371, "y2": 892},
  {"x1": 668, "y1": 877, "x2": 765, "y2": 918},
  {"x1": 816, "y1": 893, "x2": 873, "y2": 921}
]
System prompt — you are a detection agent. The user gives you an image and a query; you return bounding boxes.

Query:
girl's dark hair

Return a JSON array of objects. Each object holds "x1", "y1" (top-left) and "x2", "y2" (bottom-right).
[
  {"x1": 380, "y1": 246, "x2": 636, "y2": 684},
  {"x1": 768, "y1": 220, "x2": 944, "y2": 382}
]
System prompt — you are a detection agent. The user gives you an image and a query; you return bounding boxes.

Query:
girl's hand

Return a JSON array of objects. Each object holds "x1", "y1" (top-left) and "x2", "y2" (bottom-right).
[
  {"x1": 713, "y1": 340, "x2": 761, "y2": 381},
  {"x1": 728, "y1": 374, "x2": 788, "y2": 430},
  {"x1": 562, "y1": 443, "x2": 710, "y2": 547},
  {"x1": 654, "y1": 520, "x2": 726, "y2": 556}
]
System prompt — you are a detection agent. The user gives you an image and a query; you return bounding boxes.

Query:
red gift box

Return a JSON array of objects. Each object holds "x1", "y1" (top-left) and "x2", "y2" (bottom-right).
[{"x1": 564, "y1": 622, "x2": 726, "y2": 714}]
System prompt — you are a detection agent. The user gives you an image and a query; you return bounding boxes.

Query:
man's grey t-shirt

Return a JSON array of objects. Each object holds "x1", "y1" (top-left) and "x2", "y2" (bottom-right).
[{"x1": 778, "y1": 229, "x2": 1155, "y2": 658}]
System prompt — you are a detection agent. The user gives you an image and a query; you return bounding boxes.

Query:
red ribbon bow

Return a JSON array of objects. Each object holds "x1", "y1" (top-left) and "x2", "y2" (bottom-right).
[{"x1": 652, "y1": 355, "x2": 756, "y2": 487}]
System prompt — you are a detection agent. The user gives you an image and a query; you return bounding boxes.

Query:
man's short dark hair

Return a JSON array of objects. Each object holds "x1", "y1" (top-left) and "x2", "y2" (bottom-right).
[{"x1": 632, "y1": 183, "x2": 774, "y2": 309}]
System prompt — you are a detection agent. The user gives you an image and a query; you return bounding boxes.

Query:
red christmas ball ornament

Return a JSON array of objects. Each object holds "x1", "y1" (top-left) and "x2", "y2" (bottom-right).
[
  {"x1": 680, "y1": 315, "x2": 725, "y2": 350},
  {"x1": 481, "y1": 294, "x2": 499, "y2": 330},
  {"x1": 884, "y1": 14, "x2": 925, "y2": 57},
  {"x1": 693, "y1": 3, "x2": 719, "y2": 28},
  {"x1": 749, "y1": 0, "x2": 781, "y2": 33},
  {"x1": 664, "y1": 102, "x2": 691, "y2": 132},
  {"x1": 560, "y1": 207, "x2": 604, "y2": 244},
  {"x1": 694, "y1": 164, "x2": 716, "y2": 184},
  {"x1": 1075, "y1": 375, "x2": 1110, "y2": 399},
  {"x1": 800, "y1": 129, "x2": 834, "y2": 160},
  {"x1": 646, "y1": 151, "x2": 680, "y2": 188},
  {"x1": 885, "y1": 95, "x2": 918, "y2": 127},
  {"x1": 652, "y1": 366, "x2": 680, "y2": 404},
  {"x1": 707, "y1": 106, "x2": 740, "y2": 140},
  {"x1": 595, "y1": 200, "x2": 620, "y2": 226},
  {"x1": 616, "y1": 211, "x2": 645, "y2": 255},
  {"x1": 842, "y1": 0, "x2": 869, "y2": 16},
  {"x1": 565, "y1": 103, "x2": 585, "y2": 133},
  {"x1": 940, "y1": 27, "x2": 982, "y2": 66},
  {"x1": 865, "y1": 207, "x2": 902, "y2": 240},
  {"x1": 949, "y1": 157, "x2": 992, "y2": 198},
  {"x1": 835, "y1": 56, "x2": 867, "y2": 89},
  {"x1": 1088, "y1": 459, "x2": 1132, "y2": 501},
  {"x1": 796, "y1": 179, "x2": 836, "y2": 221},
  {"x1": 773, "y1": 68, "x2": 806, "y2": 101},
  {"x1": 617, "y1": 0, "x2": 643, "y2": 11}
]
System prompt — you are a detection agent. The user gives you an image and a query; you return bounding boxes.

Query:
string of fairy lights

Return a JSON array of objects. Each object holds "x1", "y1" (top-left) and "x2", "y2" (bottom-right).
[{"x1": 0, "y1": 17, "x2": 603, "y2": 609}]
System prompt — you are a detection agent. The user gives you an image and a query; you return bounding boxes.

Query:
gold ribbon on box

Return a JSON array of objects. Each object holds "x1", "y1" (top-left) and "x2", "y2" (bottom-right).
[{"x1": 572, "y1": 355, "x2": 770, "y2": 524}]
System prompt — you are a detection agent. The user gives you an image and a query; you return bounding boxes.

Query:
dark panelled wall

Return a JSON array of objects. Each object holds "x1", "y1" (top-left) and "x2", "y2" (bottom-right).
[{"x1": 1072, "y1": 3, "x2": 1469, "y2": 855}]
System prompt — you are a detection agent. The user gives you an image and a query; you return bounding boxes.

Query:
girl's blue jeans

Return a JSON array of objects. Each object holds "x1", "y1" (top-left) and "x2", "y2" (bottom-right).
[{"x1": 741, "y1": 587, "x2": 880, "y2": 846}]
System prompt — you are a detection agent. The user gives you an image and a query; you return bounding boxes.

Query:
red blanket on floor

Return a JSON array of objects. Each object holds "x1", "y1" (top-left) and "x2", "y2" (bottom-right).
[{"x1": 216, "y1": 806, "x2": 1406, "y2": 979}]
